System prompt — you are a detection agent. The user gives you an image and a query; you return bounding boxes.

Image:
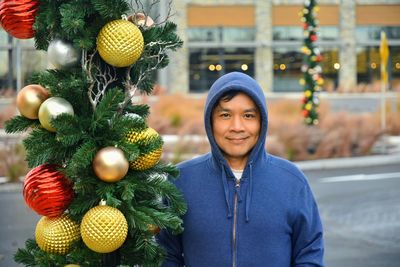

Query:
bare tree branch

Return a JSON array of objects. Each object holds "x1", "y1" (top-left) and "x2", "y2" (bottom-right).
[
  {"x1": 83, "y1": 51, "x2": 118, "y2": 110},
  {"x1": 119, "y1": 39, "x2": 179, "y2": 109}
]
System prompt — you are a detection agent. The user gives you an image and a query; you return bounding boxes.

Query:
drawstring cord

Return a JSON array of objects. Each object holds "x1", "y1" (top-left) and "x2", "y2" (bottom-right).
[
  {"x1": 221, "y1": 161, "x2": 232, "y2": 218},
  {"x1": 245, "y1": 161, "x2": 253, "y2": 222},
  {"x1": 220, "y1": 160, "x2": 253, "y2": 221}
]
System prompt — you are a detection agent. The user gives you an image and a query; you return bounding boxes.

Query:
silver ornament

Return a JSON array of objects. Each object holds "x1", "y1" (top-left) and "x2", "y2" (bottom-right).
[{"x1": 48, "y1": 39, "x2": 80, "y2": 69}]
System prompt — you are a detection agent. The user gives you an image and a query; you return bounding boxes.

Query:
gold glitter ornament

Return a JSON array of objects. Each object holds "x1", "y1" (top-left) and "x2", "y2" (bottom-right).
[
  {"x1": 16, "y1": 84, "x2": 49, "y2": 119},
  {"x1": 125, "y1": 127, "x2": 162, "y2": 170},
  {"x1": 81, "y1": 204, "x2": 128, "y2": 253},
  {"x1": 130, "y1": 148, "x2": 162, "y2": 170},
  {"x1": 97, "y1": 19, "x2": 144, "y2": 67},
  {"x1": 35, "y1": 215, "x2": 80, "y2": 255},
  {"x1": 92, "y1": 147, "x2": 129, "y2": 183}
]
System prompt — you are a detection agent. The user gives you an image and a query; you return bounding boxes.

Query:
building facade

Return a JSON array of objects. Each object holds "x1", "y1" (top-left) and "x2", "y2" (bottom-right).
[
  {"x1": 165, "y1": 0, "x2": 400, "y2": 93},
  {"x1": 1, "y1": 0, "x2": 400, "y2": 93}
]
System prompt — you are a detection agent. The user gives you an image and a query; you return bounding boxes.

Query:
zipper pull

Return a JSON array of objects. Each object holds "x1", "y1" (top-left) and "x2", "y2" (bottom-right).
[
  {"x1": 235, "y1": 179, "x2": 242, "y2": 202},
  {"x1": 235, "y1": 178, "x2": 241, "y2": 188}
]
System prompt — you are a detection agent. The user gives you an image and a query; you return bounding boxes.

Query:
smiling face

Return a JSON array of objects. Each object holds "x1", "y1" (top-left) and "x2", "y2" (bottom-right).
[{"x1": 212, "y1": 92, "x2": 261, "y2": 170}]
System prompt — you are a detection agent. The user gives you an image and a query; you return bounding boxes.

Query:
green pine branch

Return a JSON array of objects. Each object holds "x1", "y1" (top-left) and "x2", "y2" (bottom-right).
[{"x1": 4, "y1": 116, "x2": 39, "y2": 133}]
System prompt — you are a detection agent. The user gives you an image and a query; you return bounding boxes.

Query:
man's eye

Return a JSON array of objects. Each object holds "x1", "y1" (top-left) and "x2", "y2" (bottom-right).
[
  {"x1": 244, "y1": 113, "x2": 256, "y2": 118},
  {"x1": 220, "y1": 113, "x2": 230, "y2": 118}
]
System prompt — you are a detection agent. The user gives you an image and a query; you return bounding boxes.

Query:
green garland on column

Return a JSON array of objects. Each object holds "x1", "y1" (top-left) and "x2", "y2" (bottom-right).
[
  {"x1": 300, "y1": 0, "x2": 323, "y2": 125},
  {"x1": 2, "y1": 0, "x2": 186, "y2": 266}
]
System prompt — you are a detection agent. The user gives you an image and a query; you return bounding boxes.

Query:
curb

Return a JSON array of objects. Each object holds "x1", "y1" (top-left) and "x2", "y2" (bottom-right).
[
  {"x1": 295, "y1": 153, "x2": 400, "y2": 171},
  {"x1": 2, "y1": 153, "x2": 400, "y2": 192}
]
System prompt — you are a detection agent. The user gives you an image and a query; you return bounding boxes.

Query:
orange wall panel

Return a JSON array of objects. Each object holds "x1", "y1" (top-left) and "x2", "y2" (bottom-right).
[
  {"x1": 188, "y1": 5, "x2": 255, "y2": 27},
  {"x1": 357, "y1": 5, "x2": 400, "y2": 26},
  {"x1": 273, "y1": 5, "x2": 339, "y2": 26}
]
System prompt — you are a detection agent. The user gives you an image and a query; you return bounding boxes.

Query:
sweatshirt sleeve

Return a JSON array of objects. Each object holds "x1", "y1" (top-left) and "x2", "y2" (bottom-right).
[
  {"x1": 291, "y1": 183, "x2": 325, "y2": 267},
  {"x1": 156, "y1": 229, "x2": 184, "y2": 267}
]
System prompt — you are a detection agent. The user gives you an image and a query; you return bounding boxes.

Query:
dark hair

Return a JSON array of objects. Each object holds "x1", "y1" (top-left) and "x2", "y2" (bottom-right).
[{"x1": 219, "y1": 90, "x2": 240, "y2": 102}]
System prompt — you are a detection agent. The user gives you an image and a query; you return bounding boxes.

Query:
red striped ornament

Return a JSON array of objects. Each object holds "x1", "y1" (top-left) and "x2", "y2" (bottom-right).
[
  {"x1": 0, "y1": 0, "x2": 39, "y2": 39},
  {"x1": 23, "y1": 164, "x2": 74, "y2": 217}
]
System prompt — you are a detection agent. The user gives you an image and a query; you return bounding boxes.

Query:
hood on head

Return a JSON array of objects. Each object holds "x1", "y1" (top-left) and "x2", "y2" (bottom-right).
[{"x1": 204, "y1": 72, "x2": 268, "y2": 165}]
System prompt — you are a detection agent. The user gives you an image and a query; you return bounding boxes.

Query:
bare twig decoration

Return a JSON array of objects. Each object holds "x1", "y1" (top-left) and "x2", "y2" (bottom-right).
[
  {"x1": 129, "y1": 0, "x2": 174, "y2": 26},
  {"x1": 83, "y1": 50, "x2": 118, "y2": 109},
  {"x1": 120, "y1": 39, "x2": 179, "y2": 110}
]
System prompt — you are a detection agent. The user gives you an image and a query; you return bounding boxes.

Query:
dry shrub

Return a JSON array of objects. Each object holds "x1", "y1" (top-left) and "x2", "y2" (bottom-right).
[
  {"x1": 385, "y1": 95, "x2": 400, "y2": 135},
  {"x1": 315, "y1": 113, "x2": 382, "y2": 159},
  {"x1": 0, "y1": 100, "x2": 17, "y2": 128},
  {"x1": 0, "y1": 138, "x2": 29, "y2": 182},
  {"x1": 147, "y1": 94, "x2": 392, "y2": 161},
  {"x1": 148, "y1": 94, "x2": 205, "y2": 135}
]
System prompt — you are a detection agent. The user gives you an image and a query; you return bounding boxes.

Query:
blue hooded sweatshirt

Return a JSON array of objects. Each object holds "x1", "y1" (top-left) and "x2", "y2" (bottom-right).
[{"x1": 157, "y1": 72, "x2": 325, "y2": 267}]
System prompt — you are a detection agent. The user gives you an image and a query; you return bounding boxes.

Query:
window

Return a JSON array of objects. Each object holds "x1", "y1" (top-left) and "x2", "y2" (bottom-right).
[
  {"x1": 0, "y1": 34, "x2": 47, "y2": 90},
  {"x1": 356, "y1": 26, "x2": 400, "y2": 42},
  {"x1": 273, "y1": 46, "x2": 339, "y2": 92},
  {"x1": 273, "y1": 48, "x2": 303, "y2": 92},
  {"x1": 188, "y1": 27, "x2": 255, "y2": 42},
  {"x1": 357, "y1": 46, "x2": 400, "y2": 91},
  {"x1": 356, "y1": 26, "x2": 400, "y2": 91},
  {"x1": 188, "y1": 27, "x2": 255, "y2": 92},
  {"x1": 273, "y1": 26, "x2": 339, "y2": 41},
  {"x1": 189, "y1": 47, "x2": 255, "y2": 93}
]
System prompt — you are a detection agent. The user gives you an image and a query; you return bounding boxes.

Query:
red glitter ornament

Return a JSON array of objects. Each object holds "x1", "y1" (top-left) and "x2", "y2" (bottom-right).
[
  {"x1": 302, "y1": 110, "x2": 309, "y2": 117},
  {"x1": 23, "y1": 164, "x2": 74, "y2": 217},
  {"x1": 0, "y1": 0, "x2": 39, "y2": 39}
]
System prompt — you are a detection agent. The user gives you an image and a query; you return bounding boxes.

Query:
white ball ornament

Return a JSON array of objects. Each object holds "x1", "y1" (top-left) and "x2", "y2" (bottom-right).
[
  {"x1": 48, "y1": 39, "x2": 81, "y2": 69},
  {"x1": 38, "y1": 97, "x2": 74, "y2": 132}
]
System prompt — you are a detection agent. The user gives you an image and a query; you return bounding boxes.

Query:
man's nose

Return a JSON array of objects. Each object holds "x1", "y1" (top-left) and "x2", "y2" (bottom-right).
[{"x1": 230, "y1": 116, "x2": 244, "y2": 131}]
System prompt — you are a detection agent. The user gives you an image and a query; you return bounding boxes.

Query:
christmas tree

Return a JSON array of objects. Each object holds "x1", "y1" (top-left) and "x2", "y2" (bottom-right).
[
  {"x1": 300, "y1": 0, "x2": 323, "y2": 125},
  {"x1": 2, "y1": 0, "x2": 186, "y2": 266}
]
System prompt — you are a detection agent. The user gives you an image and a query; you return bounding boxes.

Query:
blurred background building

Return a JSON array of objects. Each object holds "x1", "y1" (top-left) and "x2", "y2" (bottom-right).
[{"x1": 1, "y1": 0, "x2": 400, "y2": 94}]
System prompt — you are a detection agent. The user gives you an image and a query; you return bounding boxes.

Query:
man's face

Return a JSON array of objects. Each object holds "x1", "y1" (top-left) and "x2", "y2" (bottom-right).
[{"x1": 212, "y1": 92, "x2": 261, "y2": 169}]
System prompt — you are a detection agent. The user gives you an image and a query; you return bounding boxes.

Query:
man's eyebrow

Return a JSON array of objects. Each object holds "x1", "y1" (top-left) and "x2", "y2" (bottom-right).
[
  {"x1": 244, "y1": 108, "x2": 258, "y2": 113},
  {"x1": 214, "y1": 107, "x2": 258, "y2": 113}
]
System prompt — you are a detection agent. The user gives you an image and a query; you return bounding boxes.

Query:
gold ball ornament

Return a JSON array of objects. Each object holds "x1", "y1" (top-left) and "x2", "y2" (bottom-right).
[
  {"x1": 125, "y1": 127, "x2": 163, "y2": 170},
  {"x1": 35, "y1": 215, "x2": 80, "y2": 255},
  {"x1": 81, "y1": 205, "x2": 128, "y2": 253},
  {"x1": 65, "y1": 265, "x2": 80, "y2": 267},
  {"x1": 93, "y1": 147, "x2": 129, "y2": 183},
  {"x1": 16, "y1": 84, "x2": 49, "y2": 119},
  {"x1": 38, "y1": 97, "x2": 74, "y2": 132},
  {"x1": 97, "y1": 19, "x2": 144, "y2": 67}
]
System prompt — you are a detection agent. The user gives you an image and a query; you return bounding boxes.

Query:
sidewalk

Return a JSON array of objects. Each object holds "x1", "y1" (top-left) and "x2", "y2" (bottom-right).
[{"x1": 296, "y1": 152, "x2": 400, "y2": 171}]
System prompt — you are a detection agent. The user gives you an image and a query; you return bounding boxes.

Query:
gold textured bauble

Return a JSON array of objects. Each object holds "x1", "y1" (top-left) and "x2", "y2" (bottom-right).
[
  {"x1": 35, "y1": 215, "x2": 80, "y2": 255},
  {"x1": 81, "y1": 205, "x2": 128, "y2": 253},
  {"x1": 65, "y1": 265, "x2": 80, "y2": 267},
  {"x1": 38, "y1": 97, "x2": 74, "y2": 132},
  {"x1": 125, "y1": 127, "x2": 163, "y2": 170},
  {"x1": 93, "y1": 147, "x2": 129, "y2": 183},
  {"x1": 130, "y1": 148, "x2": 162, "y2": 170},
  {"x1": 97, "y1": 19, "x2": 144, "y2": 67},
  {"x1": 16, "y1": 84, "x2": 49, "y2": 119},
  {"x1": 125, "y1": 127, "x2": 160, "y2": 145}
]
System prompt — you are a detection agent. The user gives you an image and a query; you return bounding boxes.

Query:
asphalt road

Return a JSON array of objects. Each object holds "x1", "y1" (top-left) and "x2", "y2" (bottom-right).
[
  {"x1": 0, "y1": 163, "x2": 399, "y2": 267},
  {"x1": 304, "y1": 163, "x2": 400, "y2": 267}
]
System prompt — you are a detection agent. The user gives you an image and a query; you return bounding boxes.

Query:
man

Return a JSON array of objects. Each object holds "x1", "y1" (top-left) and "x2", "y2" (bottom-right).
[{"x1": 157, "y1": 72, "x2": 325, "y2": 266}]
